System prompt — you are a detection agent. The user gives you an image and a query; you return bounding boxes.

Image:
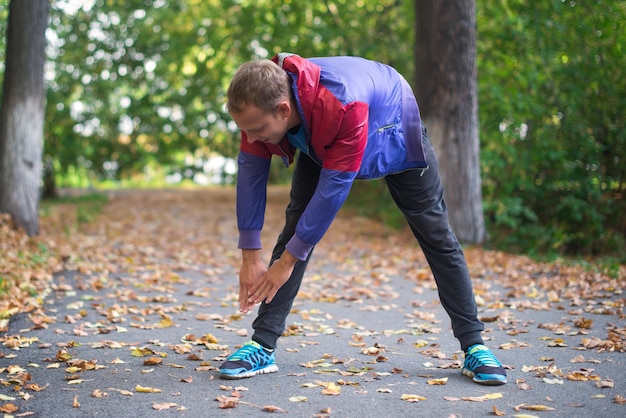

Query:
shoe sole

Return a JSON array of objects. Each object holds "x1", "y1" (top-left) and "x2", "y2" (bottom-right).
[
  {"x1": 220, "y1": 364, "x2": 278, "y2": 380},
  {"x1": 462, "y1": 368, "x2": 507, "y2": 385}
]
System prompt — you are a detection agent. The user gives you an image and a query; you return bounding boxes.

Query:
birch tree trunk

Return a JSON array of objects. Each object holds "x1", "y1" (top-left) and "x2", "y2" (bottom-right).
[
  {"x1": 0, "y1": 0, "x2": 49, "y2": 236},
  {"x1": 414, "y1": 0, "x2": 485, "y2": 243}
]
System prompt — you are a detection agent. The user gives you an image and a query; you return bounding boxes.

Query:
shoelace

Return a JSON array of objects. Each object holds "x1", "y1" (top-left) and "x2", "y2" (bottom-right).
[
  {"x1": 229, "y1": 344, "x2": 259, "y2": 360},
  {"x1": 467, "y1": 347, "x2": 501, "y2": 367}
]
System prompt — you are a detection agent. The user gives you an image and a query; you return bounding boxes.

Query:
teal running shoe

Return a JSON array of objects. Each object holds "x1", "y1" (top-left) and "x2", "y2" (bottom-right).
[
  {"x1": 219, "y1": 340, "x2": 278, "y2": 379},
  {"x1": 462, "y1": 344, "x2": 507, "y2": 385}
]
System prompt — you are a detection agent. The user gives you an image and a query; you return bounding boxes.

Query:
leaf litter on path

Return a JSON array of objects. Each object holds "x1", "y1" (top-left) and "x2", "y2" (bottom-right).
[{"x1": 1, "y1": 187, "x2": 625, "y2": 416}]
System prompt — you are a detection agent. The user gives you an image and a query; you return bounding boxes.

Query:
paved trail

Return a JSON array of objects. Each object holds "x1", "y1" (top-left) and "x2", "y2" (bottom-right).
[{"x1": 1, "y1": 188, "x2": 624, "y2": 417}]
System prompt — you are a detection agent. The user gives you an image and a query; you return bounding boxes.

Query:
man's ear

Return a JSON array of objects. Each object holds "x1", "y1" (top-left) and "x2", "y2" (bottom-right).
[{"x1": 276, "y1": 100, "x2": 291, "y2": 119}]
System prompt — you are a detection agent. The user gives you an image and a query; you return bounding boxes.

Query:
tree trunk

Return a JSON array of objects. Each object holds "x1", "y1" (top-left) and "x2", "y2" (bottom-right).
[
  {"x1": 413, "y1": 0, "x2": 485, "y2": 243},
  {"x1": 0, "y1": 0, "x2": 49, "y2": 235}
]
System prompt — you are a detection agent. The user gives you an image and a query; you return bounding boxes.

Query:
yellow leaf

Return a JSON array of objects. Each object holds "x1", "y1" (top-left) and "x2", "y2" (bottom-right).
[
  {"x1": 427, "y1": 377, "x2": 448, "y2": 385},
  {"x1": 401, "y1": 394, "x2": 427, "y2": 402},
  {"x1": 520, "y1": 404, "x2": 555, "y2": 411},
  {"x1": 135, "y1": 385, "x2": 162, "y2": 393},
  {"x1": 157, "y1": 315, "x2": 174, "y2": 328},
  {"x1": 321, "y1": 382, "x2": 341, "y2": 396},
  {"x1": 414, "y1": 340, "x2": 428, "y2": 348}
]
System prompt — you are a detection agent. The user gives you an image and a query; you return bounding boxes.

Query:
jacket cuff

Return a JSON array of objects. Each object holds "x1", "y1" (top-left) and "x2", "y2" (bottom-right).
[
  {"x1": 238, "y1": 230, "x2": 262, "y2": 249},
  {"x1": 285, "y1": 235, "x2": 314, "y2": 261}
]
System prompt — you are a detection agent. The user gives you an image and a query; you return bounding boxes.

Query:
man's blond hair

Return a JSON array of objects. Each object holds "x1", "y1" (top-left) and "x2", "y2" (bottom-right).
[{"x1": 227, "y1": 60, "x2": 291, "y2": 114}]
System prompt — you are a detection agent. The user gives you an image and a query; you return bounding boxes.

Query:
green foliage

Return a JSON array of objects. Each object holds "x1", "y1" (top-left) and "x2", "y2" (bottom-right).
[
  {"x1": 41, "y1": 0, "x2": 413, "y2": 187},
  {"x1": 477, "y1": 0, "x2": 626, "y2": 259}
]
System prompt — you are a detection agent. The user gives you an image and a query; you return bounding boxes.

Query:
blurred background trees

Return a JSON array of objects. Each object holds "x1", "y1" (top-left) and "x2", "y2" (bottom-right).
[{"x1": 0, "y1": 0, "x2": 624, "y2": 259}]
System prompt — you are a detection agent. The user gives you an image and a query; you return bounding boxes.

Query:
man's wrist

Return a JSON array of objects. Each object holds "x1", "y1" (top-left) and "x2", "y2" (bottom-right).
[
  {"x1": 242, "y1": 249, "x2": 261, "y2": 263},
  {"x1": 278, "y1": 250, "x2": 298, "y2": 268}
]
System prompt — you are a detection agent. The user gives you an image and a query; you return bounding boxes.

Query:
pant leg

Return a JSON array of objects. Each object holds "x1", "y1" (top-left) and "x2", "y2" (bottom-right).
[
  {"x1": 384, "y1": 132, "x2": 484, "y2": 350},
  {"x1": 252, "y1": 153, "x2": 321, "y2": 349}
]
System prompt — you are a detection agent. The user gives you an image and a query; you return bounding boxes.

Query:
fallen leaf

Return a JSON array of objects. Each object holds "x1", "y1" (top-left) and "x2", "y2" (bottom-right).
[
  {"x1": 92, "y1": 389, "x2": 108, "y2": 398},
  {"x1": 596, "y1": 379, "x2": 614, "y2": 388},
  {"x1": 427, "y1": 377, "x2": 448, "y2": 385},
  {"x1": 0, "y1": 403, "x2": 19, "y2": 413},
  {"x1": 262, "y1": 405, "x2": 287, "y2": 413},
  {"x1": 143, "y1": 357, "x2": 163, "y2": 366},
  {"x1": 514, "y1": 404, "x2": 556, "y2": 412},
  {"x1": 135, "y1": 385, "x2": 162, "y2": 393},
  {"x1": 216, "y1": 395, "x2": 238, "y2": 409},
  {"x1": 492, "y1": 404, "x2": 506, "y2": 416},
  {"x1": 152, "y1": 402, "x2": 178, "y2": 410},
  {"x1": 321, "y1": 382, "x2": 341, "y2": 396},
  {"x1": 401, "y1": 394, "x2": 427, "y2": 402},
  {"x1": 289, "y1": 396, "x2": 308, "y2": 403},
  {"x1": 462, "y1": 393, "x2": 503, "y2": 402}
]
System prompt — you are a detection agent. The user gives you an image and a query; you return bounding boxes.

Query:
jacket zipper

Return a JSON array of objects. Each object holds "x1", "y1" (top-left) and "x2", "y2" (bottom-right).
[{"x1": 376, "y1": 124, "x2": 395, "y2": 133}]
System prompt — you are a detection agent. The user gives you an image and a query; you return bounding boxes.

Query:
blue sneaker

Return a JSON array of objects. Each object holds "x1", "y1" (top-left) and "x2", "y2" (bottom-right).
[
  {"x1": 462, "y1": 344, "x2": 507, "y2": 385},
  {"x1": 219, "y1": 340, "x2": 278, "y2": 379}
]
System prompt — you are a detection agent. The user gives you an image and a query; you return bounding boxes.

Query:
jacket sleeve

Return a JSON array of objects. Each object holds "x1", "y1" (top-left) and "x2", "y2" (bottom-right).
[
  {"x1": 236, "y1": 149, "x2": 271, "y2": 250},
  {"x1": 286, "y1": 102, "x2": 369, "y2": 260}
]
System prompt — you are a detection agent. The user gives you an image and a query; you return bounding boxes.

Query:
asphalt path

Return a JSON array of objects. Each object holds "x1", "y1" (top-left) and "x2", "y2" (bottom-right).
[{"x1": 1, "y1": 189, "x2": 625, "y2": 417}]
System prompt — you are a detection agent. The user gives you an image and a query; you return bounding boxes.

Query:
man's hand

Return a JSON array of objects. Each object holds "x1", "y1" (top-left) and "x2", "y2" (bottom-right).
[
  {"x1": 248, "y1": 251, "x2": 298, "y2": 306},
  {"x1": 239, "y1": 249, "x2": 266, "y2": 314}
]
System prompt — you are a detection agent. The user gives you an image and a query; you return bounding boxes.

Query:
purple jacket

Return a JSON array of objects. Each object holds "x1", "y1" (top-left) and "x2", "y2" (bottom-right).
[{"x1": 237, "y1": 53, "x2": 428, "y2": 259}]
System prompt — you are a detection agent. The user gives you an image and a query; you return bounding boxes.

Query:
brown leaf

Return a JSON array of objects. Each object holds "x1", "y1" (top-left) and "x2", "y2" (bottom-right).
[
  {"x1": 143, "y1": 357, "x2": 163, "y2": 366},
  {"x1": 216, "y1": 395, "x2": 239, "y2": 409},
  {"x1": 0, "y1": 403, "x2": 19, "y2": 413},
  {"x1": 92, "y1": 389, "x2": 108, "y2": 398},
  {"x1": 152, "y1": 402, "x2": 178, "y2": 410},
  {"x1": 492, "y1": 404, "x2": 506, "y2": 416},
  {"x1": 262, "y1": 405, "x2": 287, "y2": 413}
]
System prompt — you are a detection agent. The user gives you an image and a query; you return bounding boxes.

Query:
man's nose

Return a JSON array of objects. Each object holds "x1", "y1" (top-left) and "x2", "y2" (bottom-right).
[{"x1": 246, "y1": 133, "x2": 258, "y2": 144}]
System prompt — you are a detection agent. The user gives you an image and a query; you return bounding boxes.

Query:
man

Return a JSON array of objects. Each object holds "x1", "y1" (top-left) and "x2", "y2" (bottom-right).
[{"x1": 219, "y1": 53, "x2": 506, "y2": 385}]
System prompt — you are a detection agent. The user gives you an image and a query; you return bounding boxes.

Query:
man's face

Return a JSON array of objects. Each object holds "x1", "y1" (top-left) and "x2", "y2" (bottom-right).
[{"x1": 231, "y1": 103, "x2": 290, "y2": 146}]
